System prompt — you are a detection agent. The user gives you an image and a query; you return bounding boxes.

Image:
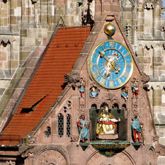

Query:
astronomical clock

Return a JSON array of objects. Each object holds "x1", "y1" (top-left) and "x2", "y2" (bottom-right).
[
  {"x1": 88, "y1": 39, "x2": 133, "y2": 89},
  {"x1": 78, "y1": 22, "x2": 135, "y2": 156},
  {"x1": 77, "y1": 20, "x2": 157, "y2": 164}
]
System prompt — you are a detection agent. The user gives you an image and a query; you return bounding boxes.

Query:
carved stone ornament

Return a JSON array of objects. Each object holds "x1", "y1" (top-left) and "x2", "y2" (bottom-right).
[
  {"x1": 23, "y1": 135, "x2": 36, "y2": 145},
  {"x1": 141, "y1": 72, "x2": 150, "y2": 84},
  {"x1": 89, "y1": 86, "x2": 100, "y2": 98},
  {"x1": 62, "y1": 72, "x2": 80, "y2": 89}
]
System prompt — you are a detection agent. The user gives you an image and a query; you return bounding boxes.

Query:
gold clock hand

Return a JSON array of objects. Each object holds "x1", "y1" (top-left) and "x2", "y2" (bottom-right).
[
  {"x1": 100, "y1": 51, "x2": 120, "y2": 75},
  {"x1": 99, "y1": 51, "x2": 109, "y2": 62},
  {"x1": 111, "y1": 62, "x2": 120, "y2": 73}
]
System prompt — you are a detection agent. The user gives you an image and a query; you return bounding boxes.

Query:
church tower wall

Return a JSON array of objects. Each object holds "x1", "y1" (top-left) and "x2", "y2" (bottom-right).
[{"x1": 0, "y1": 0, "x2": 165, "y2": 164}]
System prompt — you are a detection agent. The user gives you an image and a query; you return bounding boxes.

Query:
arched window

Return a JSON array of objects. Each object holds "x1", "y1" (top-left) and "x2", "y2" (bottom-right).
[
  {"x1": 44, "y1": 126, "x2": 51, "y2": 137},
  {"x1": 122, "y1": 104, "x2": 127, "y2": 109},
  {"x1": 66, "y1": 114, "x2": 71, "y2": 137},
  {"x1": 122, "y1": 104, "x2": 128, "y2": 119},
  {"x1": 91, "y1": 104, "x2": 97, "y2": 109},
  {"x1": 58, "y1": 113, "x2": 64, "y2": 137},
  {"x1": 100, "y1": 102, "x2": 109, "y2": 109},
  {"x1": 113, "y1": 103, "x2": 119, "y2": 109}
]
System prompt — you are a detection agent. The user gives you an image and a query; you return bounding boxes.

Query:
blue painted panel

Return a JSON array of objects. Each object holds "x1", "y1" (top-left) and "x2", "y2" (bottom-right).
[{"x1": 89, "y1": 40, "x2": 133, "y2": 89}]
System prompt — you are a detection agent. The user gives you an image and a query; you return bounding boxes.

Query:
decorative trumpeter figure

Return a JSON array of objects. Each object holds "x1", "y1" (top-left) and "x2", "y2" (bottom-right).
[
  {"x1": 77, "y1": 114, "x2": 90, "y2": 143},
  {"x1": 131, "y1": 115, "x2": 143, "y2": 143},
  {"x1": 131, "y1": 78, "x2": 139, "y2": 98},
  {"x1": 121, "y1": 86, "x2": 128, "y2": 101},
  {"x1": 96, "y1": 103, "x2": 120, "y2": 139},
  {"x1": 78, "y1": 77, "x2": 85, "y2": 97}
]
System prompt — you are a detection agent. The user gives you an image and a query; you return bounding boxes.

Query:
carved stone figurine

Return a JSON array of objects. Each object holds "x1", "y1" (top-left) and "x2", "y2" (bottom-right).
[
  {"x1": 96, "y1": 104, "x2": 120, "y2": 139},
  {"x1": 131, "y1": 78, "x2": 139, "y2": 97},
  {"x1": 121, "y1": 86, "x2": 128, "y2": 101},
  {"x1": 77, "y1": 114, "x2": 89, "y2": 143},
  {"x1": 79, "y1": 77, "x2": 85, "y2": 97},
  {"x1": 131, "y1": 116, "x2": 143, "y2": 143},
  {"x1": 89, "y1": 86, "x2": 99, "y2": 98}
]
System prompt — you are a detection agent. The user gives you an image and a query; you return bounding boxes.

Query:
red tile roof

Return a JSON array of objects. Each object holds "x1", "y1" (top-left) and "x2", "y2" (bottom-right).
[{"x1": 0, "y1": 26, "x2": 90, "y2": 146}]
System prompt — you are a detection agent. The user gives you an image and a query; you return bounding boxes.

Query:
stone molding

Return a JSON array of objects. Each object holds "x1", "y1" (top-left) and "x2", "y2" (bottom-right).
[{"x1": 22, "y1": 144, "x2": 70, "y2": 164}]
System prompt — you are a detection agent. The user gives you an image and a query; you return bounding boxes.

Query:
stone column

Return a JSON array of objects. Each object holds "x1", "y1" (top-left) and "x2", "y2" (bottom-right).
[
  {"x1": 154, "y1": 3, "x2": 161, "y2": 38},
  {"x1": 40, "y1": 0, "x2": 48, "y2": 26},
  {"x1": 153, "y1": 86, "x2": 162, "y2": 111},
  {"x1": 147, "y1": 85, "x2": 154, "y2": 113},
  {"x1": 71, "y1": 95, "x2": 80, "y2": 138},
  {"x1": 137, "y1": 2, "x2": 144, "y2": 38},
  {"x1": 153, "y1": 46, "x2": 161, "y2": 80},
  {"x1": 137, "y1": 44, "x2": 144, "y2": 69},
  {"x1": 143, "y1": 2, "x2": 154, "y2": 38},
  {"x1": 0, "y1": 1, "x2": 10, "y2": 32},
  {"x1": 28, "y1": 1, "x2": 35, "y2": 26},
  {"x1": 143, "y1": 45, "x2": 153, "y2": 77},
  {"x1": 34, "y1": 0, "x2": 41, "y2": 27}
]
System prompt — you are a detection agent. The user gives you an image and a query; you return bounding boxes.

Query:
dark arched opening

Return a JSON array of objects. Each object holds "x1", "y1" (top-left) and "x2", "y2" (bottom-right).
[{"x1": 90, "y1": 104, "x2": 98, "y2": 140}]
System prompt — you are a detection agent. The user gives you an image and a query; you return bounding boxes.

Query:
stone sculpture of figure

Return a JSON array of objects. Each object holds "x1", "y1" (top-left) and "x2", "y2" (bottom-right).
[
  {"x1": 77, "y1": 114, "x2": 89, "y2": 143},
  {"x1": 89, "y1": 86, "x2": 99, "y2": 98},
  {"x1": 131, "y1": 116, "x2": 142, "y2": 143},
  {"x1": 121, "y1": 86, "x2": 128, "y2": 101},
  {"x1": 96, "y1": 104, "x2": 120, "y2": 136},
  {"x1": 78, "y1": 77, "x2": 85, "y2": 97},
  {"x1": 131, "y1": 78, "x2": 139, "y2": 97}
]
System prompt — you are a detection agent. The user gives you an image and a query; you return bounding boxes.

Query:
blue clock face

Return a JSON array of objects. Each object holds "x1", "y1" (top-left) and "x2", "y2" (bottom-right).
[{"x1": 89, "y1": 40, "x2": 133, "y2": 89}]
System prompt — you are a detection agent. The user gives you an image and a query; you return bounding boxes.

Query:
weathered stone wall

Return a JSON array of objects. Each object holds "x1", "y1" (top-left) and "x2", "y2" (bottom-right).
[
  {"x1": 0, "y1": 0, "x2": 55, "y2": 108},
  {"x1": 0, "y1": 0, "x2": 88, "y2": 116},
  {"x1": 0, "y1": 0, "x2": 165, "y2": 164},
  {"x1": 120, "y1": 0, "x2": 165, "y2": 164}
]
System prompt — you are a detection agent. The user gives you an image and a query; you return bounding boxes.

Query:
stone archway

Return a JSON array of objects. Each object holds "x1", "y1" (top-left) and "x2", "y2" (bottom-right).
[
  {"x1": 35, "y1": 150, "x2": 67, "y2": 165},
  {"x1": 112, "y1": 151, "x2": 135, "y2": 165},
  {"x1": 24, "y1": 145, "x2": 69, "y2": 165},
  {"x1": 87, "y1": 151, "x2": 135, "y2": 165},
  {"x1": 87, "y1": 151, "x2": 108, "y2": 165}
]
